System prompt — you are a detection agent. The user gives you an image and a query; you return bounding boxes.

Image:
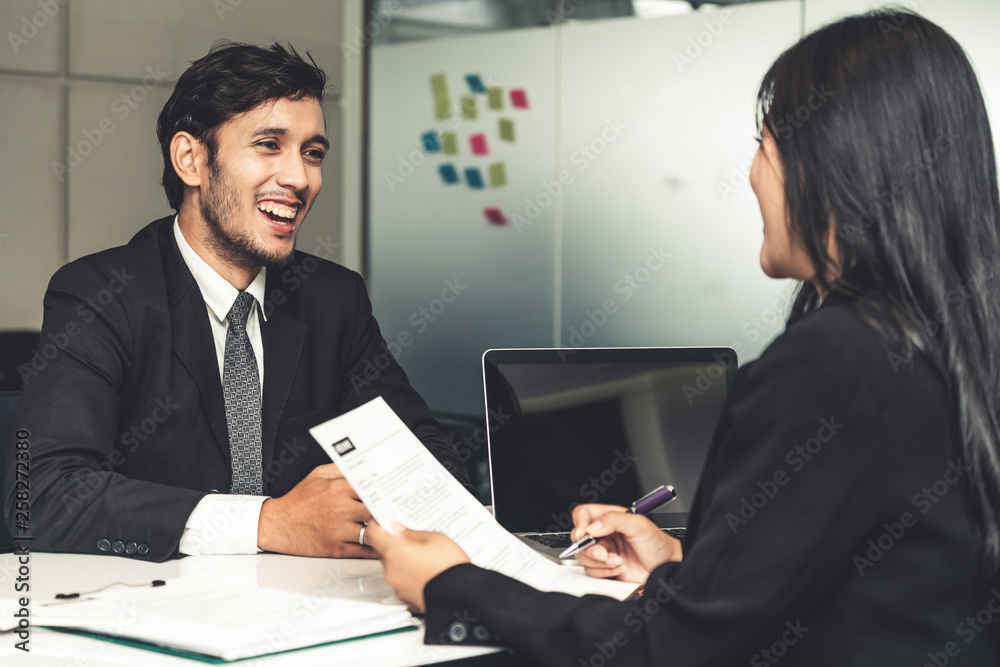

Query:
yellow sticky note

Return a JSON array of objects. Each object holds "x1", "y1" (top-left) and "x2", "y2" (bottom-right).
[
  {"x1": 488, "y1": 87, "x2": 503, "y2": 110},
  {"x1": 442, "y1": 132, "x2": 458, "y2": 155},
  {"x1": 431, "y1": 73, "x2": 450, "y2": 120},
  {"x1": 489, "y1": 162, "x2": 507, "y2": 188},
  {"x1": 461, "y1": 95, "x2": 477, "y2": 120},
  {"x1": 499, "y1": 118, "x2": 515, "y2": 142}
]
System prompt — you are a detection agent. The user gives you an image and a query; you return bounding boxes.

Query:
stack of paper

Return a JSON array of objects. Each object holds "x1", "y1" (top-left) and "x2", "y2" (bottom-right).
[{"x1": 30, "y1": 578, "x2": 416, "y2": 662}]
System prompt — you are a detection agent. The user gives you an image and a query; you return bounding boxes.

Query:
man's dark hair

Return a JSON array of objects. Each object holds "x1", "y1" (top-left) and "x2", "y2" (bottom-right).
[{"x1": 156, "y1": 41, "x2": 327, "y2": 210}]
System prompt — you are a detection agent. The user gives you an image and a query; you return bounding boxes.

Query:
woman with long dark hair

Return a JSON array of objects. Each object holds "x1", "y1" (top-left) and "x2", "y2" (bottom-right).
[{"x1": 368, "y1": 9, "x2": 1000, "y2": 664}]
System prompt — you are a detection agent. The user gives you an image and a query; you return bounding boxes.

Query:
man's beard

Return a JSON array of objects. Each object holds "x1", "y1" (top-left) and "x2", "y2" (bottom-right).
[{"x1": 201, "y1": 160, "x2": 297, "y2": 270}]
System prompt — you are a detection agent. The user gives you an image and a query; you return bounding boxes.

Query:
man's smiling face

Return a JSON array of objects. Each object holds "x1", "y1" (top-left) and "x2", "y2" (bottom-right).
[{"x1": 200, "y1": 96, "x2": 327, "y2": 270}]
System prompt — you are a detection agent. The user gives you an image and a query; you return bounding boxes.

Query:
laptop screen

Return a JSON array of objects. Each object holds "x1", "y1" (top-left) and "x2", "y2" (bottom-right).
[{"x1": 484, "y1": 347, "x2": 736, "y2": 533}]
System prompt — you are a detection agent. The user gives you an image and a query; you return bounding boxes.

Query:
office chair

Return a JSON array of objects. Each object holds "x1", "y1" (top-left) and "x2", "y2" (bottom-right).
[
  {"x1": 0, "y1": 330, "x2": 40, "y2": 391},
  {"x1": 434, "y1": 412, "x2": 491, "y2": 505},
  {"x1": 0, "y1": 391, "x2": 19, "y2": 553}
]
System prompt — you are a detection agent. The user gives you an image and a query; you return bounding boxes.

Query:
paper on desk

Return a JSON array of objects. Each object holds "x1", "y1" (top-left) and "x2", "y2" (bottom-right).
[
  {"x1": 310, "y1": 397, "x2": 637, "y2": 600},
  {"x1": 25, "y1": 579, "x2": 415, "y2": 661}
]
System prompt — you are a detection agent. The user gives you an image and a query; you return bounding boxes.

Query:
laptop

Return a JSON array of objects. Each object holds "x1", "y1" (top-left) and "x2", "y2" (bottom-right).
[{"x1": 483, "y1": 347, "x2": 737, "y2": 559}]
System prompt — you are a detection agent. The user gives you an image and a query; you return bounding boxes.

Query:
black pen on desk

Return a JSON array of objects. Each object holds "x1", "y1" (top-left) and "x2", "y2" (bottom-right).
[{"x1": 558, "y1": 485, "x2": 677, "y2": 559}]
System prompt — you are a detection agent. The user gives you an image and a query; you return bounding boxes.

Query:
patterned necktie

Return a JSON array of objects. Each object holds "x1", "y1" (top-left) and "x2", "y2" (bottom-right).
[{"x1": 223, "y1": 291, "x2": 263, "y2": 495}]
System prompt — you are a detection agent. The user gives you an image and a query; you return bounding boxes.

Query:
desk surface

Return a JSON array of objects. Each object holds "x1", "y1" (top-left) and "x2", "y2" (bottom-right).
[{"x1": 0, "y1": 552, "x2": 518, "y2": 666}]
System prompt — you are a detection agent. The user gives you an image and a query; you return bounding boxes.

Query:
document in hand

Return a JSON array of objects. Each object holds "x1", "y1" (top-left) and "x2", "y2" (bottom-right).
[
  {"x1": 310, "y1": 397, "x2": 638, "y2": 600},
  {"x1": 30, "y1": 579, "x2": 416, "y2": 662}
]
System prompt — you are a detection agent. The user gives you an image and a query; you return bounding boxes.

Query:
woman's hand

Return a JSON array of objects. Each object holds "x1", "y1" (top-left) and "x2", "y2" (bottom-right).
[
  {"x1": 570, "y1": 504, "x2": 682, "y2": 584},
  {"x1": 365, "y1": 522, "x2": 470, "y2": 613}
]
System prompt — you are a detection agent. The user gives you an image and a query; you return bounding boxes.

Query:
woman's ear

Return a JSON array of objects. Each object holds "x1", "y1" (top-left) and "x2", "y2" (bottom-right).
[{"x1": 169, "y1": 131, "x2": 208, "y2": 189}]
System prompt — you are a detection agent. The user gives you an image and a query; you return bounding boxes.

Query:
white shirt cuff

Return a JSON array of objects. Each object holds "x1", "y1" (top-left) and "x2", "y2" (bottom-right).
[{"x1": 179, "y1": 494, "x2": 268, "y2": 555}]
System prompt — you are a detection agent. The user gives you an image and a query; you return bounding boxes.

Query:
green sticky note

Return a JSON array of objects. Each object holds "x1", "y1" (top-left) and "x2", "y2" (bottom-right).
[
  {"x1": 489, "y1": 162, "x2": 507, "y2": 188},
  {"x1": 461, "y1": 95, "x2": 477, "y2": 120},
  {"x1": 431, "y1": 73, "x2": 450, "y2": 120},
  {"x1": 441, "y1": 132, "x2": 458, "y2": 155},
  {"x1": 488, "y1": 87, "x2": 503, "y2": 110},
  {"x1": 435, "y1": 99, "x2": 450, "y2": 120},
  {"x1": 499, "y1": 118, "x2": 515, "y2": 142}
]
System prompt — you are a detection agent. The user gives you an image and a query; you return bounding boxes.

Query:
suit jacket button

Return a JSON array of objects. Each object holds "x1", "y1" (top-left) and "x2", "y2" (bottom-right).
[
  {"x1": 111, "y1": 540, "x2": 125, "y2": 554},
  {"x1": 137, "y1": 544, "x2": 149, "y2": 556},
  {"x1": 97, "y1": 538, "x2": 111, "y2": 552},
  {"x1": 125, "y1": 541, "x2": 137, "y2": 555},
  {"x1": 473, "y1": 625, "x2": 490, "y2": 641},
  {"x1": 448, "y1": 621, "x2": 468, "y2": 643}
]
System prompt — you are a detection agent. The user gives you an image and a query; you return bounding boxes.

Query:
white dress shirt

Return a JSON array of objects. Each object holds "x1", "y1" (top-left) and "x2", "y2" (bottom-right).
[{"x1": 173, "y1": 218, "x2": 270, "y2": 555}]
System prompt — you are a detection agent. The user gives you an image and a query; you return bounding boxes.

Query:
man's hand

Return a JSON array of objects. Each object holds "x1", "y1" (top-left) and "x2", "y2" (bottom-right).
[
  {"x1": 365, "y1": 522, "x2": 470, "y2": 613},
  {"x1": 570, "y1": 504, "x2": 682, "y2": 584},
  {"x1": 257, "y1": 463, "x2": 375, "y2": 558}
]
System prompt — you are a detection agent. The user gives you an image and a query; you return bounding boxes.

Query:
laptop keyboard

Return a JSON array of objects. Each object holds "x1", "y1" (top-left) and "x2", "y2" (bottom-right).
[{"x1": 525, "y1": 528, "x2": 687, "y2": 548}]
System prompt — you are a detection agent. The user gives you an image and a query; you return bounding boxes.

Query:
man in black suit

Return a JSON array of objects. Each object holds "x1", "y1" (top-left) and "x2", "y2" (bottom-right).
[{"x1": 3, "y1": 42, "x2": 469, "y2": 562}]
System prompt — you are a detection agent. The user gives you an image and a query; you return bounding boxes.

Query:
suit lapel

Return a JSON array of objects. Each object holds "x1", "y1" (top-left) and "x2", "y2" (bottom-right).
[
  {"x1": 157, "y1": 219, "x2": 232, "y2": 463},
  {"x1": 260, "y1": 306, "x2": 307, "y2": 482}
]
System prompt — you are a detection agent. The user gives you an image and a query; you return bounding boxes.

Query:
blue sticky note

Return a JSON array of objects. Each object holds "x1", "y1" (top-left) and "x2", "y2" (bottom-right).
[
  {"x1": 466, "y1": 74, "x2": 488, "y2": 95},
  {"x1": 465, "y1": 167, "x2": 485, "y2": 189},
  {"x1": 422, "y1": 131, "x2": 440, "y2": 153},
  {"x1": 439, "y1": 164, "x2": 460, "y2": 184}
]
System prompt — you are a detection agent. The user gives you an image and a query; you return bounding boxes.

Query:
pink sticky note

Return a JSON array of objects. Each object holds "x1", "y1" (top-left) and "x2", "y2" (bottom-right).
[
  {"x1": 484, "y1": 207, "x2": 507, "y2": 225},
  {"x1": 510, "y1": 89, "x2": 529, "y2": 109},
  {"x1": 470, "y1": 133, "x2": 489, "y2": 155}
]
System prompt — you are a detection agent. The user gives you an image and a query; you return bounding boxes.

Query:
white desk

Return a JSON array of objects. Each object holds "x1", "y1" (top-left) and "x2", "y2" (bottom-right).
[{"x1": 0, "y1": 553, "x2": 511, "y2": 666}]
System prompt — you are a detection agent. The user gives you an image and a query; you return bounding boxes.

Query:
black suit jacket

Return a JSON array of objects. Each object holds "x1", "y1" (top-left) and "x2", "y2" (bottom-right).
[
  {"x1": 4, "y1": 216, "x2": 469, "y2": 561},
  {"x1": 423, "y1": 295, "x2": 1000, "y2": 665}
]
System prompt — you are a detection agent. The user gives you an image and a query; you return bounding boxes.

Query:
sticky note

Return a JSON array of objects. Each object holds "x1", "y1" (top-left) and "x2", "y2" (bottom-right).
[
  {"x1": 465, "y1": 168, "x2": 485, "y2": 189},
  {"x1": 510, "y1": 89, "x2": 529, "y2": 109},
  {"x1": 484, "y1": 207, "x2": 508, "y2": 225},
  {"x1": 488, "y1": 162, "x2": 507, "y2": 188},
  {"x1": 439, "y1": 163, "x2": 460, "y2": 184},
  {"x1": 431, "y1": 73, "x2": 450, "y2": 120},
  {"x1": 466, "y1": 74, "x2": 488, "y2": 94},
  {"x1": 461, "y1": 95, "x2": 477, "y2": 120},
  {"x1": 499, "y1": 118, "x2": 515, "y2": 142},
  {"x1": 470, "y1": 133, "x2": 489, "y2": 156},
  {"x1": 435, "y1": 98, "x2": 450, "y2": 120},
  {"x1": 422, "y1": 131, "x2": 440, "y2": 153},
  {"x1": 488, "y1": 87, "x2": 503, "y2": 110},
  {"x1": 441, "y1": 132, "x2": 458, "y2": 155}
]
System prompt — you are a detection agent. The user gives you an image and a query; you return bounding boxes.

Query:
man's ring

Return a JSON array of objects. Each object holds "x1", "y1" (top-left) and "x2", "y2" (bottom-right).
[{"x1": 359, "y1": 522, "x2": 368, "y2": 547}]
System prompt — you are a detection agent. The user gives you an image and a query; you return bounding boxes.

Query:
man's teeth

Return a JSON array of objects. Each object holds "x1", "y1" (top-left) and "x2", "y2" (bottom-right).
[{"x1": 257, "y1": 202, "x2": 297, "y2": 219}]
